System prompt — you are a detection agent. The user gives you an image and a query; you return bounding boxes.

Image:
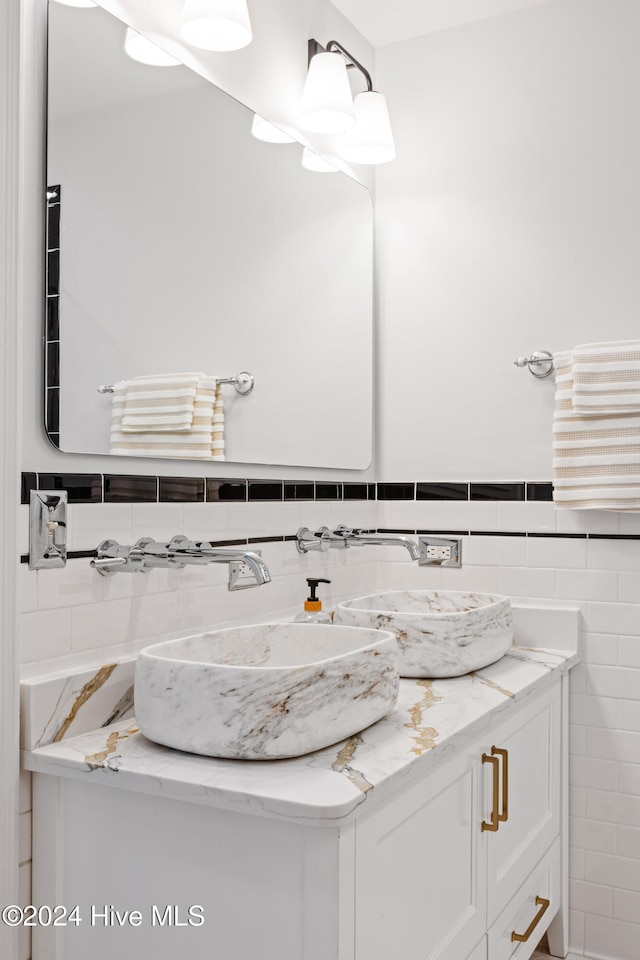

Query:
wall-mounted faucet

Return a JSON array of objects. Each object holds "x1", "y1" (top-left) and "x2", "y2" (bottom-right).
[
  {"x1": 296, "y1": 525, "x2": 420, "y2": 560},
  {"x1": 90, "y1": 535, "x2": 271, "y2": 590}
]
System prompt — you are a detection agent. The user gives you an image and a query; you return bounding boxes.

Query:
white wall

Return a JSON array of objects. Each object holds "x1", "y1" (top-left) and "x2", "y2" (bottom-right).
[
  {"x1": 376, "y1": 0, "x2": 640, "y2": 481},
  {"x1": 375, "y1": 3, "x2": 640, "y2": 957}
]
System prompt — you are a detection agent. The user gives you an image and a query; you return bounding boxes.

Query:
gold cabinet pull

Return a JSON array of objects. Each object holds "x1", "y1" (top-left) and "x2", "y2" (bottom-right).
[
  {"x1": 493, "y1": 746, "x2": 509, "y2": 823},
  {"x1": 481, "y1": 751, "x2": 500, "y2": 831},
  {"x1": 511, "y1": 896, "x2": 551, "y2": 943}
]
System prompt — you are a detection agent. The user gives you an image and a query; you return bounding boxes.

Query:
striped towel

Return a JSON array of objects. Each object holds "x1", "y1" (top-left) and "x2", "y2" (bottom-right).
[
  {"x1": 553, "y1": 351, "x2": 640, "y2": 510},
  {"x1": 110, "y1": 376, "x2": 225, "y2": 460},
  {"x1": 571, "y1": 340, "x2": 640, "y2": 414},
  {"x1": 121, "y1": 373, "x2": 204, "y2": 433}
]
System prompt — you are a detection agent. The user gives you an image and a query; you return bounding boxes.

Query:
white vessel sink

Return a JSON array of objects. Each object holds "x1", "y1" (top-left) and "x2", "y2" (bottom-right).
[
  {"x1": 135, "y1": 622, "x2": 399, "y2": 760},
  {"x1": 334, "y1": 591, "x2": 513, "y2": 679}
]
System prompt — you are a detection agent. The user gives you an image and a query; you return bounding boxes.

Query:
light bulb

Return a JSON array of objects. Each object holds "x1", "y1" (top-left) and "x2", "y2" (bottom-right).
[
  {"x1": 180, "y1": 0, "x2": 252, "y2": 52},
  {"x1": 342, "y1": 91, "x2": 396, "y2": 165},
  {"x1": 298, "y1": 52, "x2": 355, "y2": 135},
  {"x1": 124, "y1": 28, "x2": 181, "y2": 67},
  {"x1": 251, "y1": 115, "x2": 296, "y2": 144},
  {"x1": 301, "y1": 148, "x2": 339, "y2": 173}
]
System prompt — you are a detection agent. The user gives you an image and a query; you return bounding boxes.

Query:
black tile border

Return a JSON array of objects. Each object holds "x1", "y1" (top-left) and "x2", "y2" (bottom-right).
[{"x1": 20, "y1": 472, "x2": 640, "y2": 545}]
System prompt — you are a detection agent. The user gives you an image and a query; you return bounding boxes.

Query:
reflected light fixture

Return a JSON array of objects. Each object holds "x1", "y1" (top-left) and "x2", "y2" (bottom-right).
[
  {"x1": 124, "y1": 28, "x2": 181, "y2": 67},
  {"x1": 251, "y1": 114, "x2": 296, "y2": 144},
  {"x1": 299, "y1": 39, "x2": 395, "y2": 164},
  {"x1": 301, "y1": 148, "x2": 339, "y2": 174},
  {"x1": 51, "y1": 0, "x2": 97, "y2": 6},
  {"x1": 180, "y1": 0, "x2": 252, "y2": 52}
]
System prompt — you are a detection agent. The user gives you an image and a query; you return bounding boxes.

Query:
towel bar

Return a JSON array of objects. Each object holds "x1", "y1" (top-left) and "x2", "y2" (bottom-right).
[
  {"x1": 513, "y1": 351, "x2": 554, "y2": 378},
  {"x1": 98, "y1": 371, "x2": 254, "y2": 396}
]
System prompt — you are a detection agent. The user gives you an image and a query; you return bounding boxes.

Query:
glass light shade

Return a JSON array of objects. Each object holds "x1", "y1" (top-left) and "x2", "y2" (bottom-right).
[
  {"x1": 124, "y1": 28, "x2": 181, "y2": 67},
  {"x1": 51, "y1": 0, "x2": 97, "y2": 6},
  {"x1": 251, "y1": 114, "x2": 296, "y2": 144},
  {"x1": 301, "y1": 148, "x2": 339, "y2": 174},
  {"x1": 180, "y1": 0, "x2": 252, "y2": 52},
  {"x1": 298, "y1": 52, "x2": 355, "y2": 135},
  {"x1": 342, "y1": 91, "x2": 396, "y2": 165}
]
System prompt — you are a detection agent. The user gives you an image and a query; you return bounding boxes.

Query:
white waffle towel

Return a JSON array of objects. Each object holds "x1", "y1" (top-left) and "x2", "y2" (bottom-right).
[
  {"x1": 553, "y1": 350, "x2": 640, "y2": 510},
  {"x1": 110, "y1": 375, "x2": 225, "y2": 460},
  {"x1": 571, "y1": 340, "x2": 640, "y2": 414}
]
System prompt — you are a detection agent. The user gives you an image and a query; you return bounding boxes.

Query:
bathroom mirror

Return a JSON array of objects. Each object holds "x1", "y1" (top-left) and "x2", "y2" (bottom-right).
[{"x1": 46, "y1": 2, "x2": 373, "y2": 468}]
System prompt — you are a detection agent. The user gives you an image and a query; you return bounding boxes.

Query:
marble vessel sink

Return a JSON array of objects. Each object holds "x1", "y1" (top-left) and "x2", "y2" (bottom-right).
[
  {"x1": 334, "y1": 591, "x2": 513, "y2": 679},
  {"x1": 135, "y1": 622, "x2": 399, "y2": 760}
]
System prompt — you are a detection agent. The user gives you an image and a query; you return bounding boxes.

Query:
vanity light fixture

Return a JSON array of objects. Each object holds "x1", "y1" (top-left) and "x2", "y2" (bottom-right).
[
  {"x1": 180, "y1": 0, "x2": 252, "y2": 52},
  {"x1": 301, "y1": 147, "x2": 339, "y2": 173},
  {"x1": 299, "y1": 39, "x2": 395, "y2": 164},
  {"x1": 124, "y1": 28, "x2": 181, "y2": 67},
  {"x1": 251, "y1": 114, "x2": 296, "y2": 144}
]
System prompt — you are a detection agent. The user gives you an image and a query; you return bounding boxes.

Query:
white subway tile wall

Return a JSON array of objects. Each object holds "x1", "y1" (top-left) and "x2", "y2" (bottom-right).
[{"x1": 17, "y1": 490, "x2": 640, "y2": 960}]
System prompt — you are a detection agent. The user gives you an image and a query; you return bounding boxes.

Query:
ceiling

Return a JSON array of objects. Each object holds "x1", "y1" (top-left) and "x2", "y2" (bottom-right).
[{"x1": 329, "y1": 0, "x2": 556, "y2": 48}]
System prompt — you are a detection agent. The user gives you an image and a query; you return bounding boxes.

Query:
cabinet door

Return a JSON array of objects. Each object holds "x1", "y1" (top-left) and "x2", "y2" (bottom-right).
[
  {"x1": 466, "y1": 938, "x2": 487, "y2": 960},
  {"x1": 485, "y1": 683, "x2": 561, "y2": 924},
  {"x1": 354, "y1": 745, "x2": 486, "y2": 960}
]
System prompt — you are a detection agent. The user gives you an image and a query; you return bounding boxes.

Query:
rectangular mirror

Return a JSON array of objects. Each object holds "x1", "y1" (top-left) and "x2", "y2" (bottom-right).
[{"x1": 46, "y1": 2, "x2": 373, "y2": 468}]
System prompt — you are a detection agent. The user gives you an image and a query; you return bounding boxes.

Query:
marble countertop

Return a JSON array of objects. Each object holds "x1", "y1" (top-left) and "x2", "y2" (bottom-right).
[{"x1": 22, "y1": 646, "x2": 577, "y2": 826}]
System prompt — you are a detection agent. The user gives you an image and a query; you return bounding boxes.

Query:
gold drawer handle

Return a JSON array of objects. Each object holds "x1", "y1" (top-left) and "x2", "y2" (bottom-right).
[
  {"x1": 481, "y1": 751, "x2": 500, "y2": 832},
  {"x1": 481, "y1": 746, "x2": 508, "y2": 831},
  {"x1": 511, "y1": 896, "x2": 550, "y2": 943},
  {"x1": 493, "y1": 746, "x2": 509, "y2": 823}
]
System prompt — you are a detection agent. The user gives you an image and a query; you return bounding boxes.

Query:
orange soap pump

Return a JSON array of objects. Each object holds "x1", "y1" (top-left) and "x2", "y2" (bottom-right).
[{"x1": 294, "y1": 578, "x2": 332, "y2": 624}]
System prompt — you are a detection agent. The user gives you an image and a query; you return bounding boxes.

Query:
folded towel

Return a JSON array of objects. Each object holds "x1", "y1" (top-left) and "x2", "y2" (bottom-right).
[
  {"x1": 571, "y1": 340, "x2": 640, "y2": 414},
  {"x1": 121, "y1": 373, "x2": 206, "y2": 433},
  {"x1": 110, "y1": 376, "x2": 225, "y2": 460},
  {"x1": 553, "y1": 351, "x2": 640, "y2": 510}
]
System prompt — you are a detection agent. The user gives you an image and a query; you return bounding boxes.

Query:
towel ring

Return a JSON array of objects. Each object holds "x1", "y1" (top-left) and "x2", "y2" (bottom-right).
[{"x1": 513, "y1": 351, "x2": 554, "y2": 379}]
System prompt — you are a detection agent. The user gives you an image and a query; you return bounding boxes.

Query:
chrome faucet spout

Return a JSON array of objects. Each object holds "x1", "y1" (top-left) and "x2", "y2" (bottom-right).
[
  {"x1": 167, "y1": 537, "x2": 271, "y2": 585},
  {"x1": 332, "y1": 527, "x2": 421, "y2": 561}
]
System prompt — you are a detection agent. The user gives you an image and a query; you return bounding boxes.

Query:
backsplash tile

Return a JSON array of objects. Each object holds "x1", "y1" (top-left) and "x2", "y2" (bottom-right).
[
  {"x1": 38, "y1": 472, "x2": 102, "y2": 503},
  {"x1": 206, "y1": 478, "x2": 247, "y2": 502},
  {"x1": 104, "y1": 474, "x2": 157, "y2": 503},
  {"x1": 377, "y1": 482, "x2": 415, "y2": 500},
  {"x1": 284, "y1": 482, "x2": 315, "y2": 501},
  {"x1": 470, "y1": 482, "x2": 525, "y2": 501},
  {"x1": 248, "y1": 480, "x2": 283, "y2": 501},
  {"x1": 159, "y1": 476, "x2": 204, "y2": 503},
  {"x1": 416, "y1": 482, "x2": 469, "y2": 500}
]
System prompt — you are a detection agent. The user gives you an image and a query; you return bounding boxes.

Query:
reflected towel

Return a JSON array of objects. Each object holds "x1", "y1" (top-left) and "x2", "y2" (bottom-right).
[
  {"x1": 121, "y1": 373, "x2": 204, "y2": 433},
  {"x1": 571, "y1": 340, "x2": 640, "y2": 414},
  {"x1": 110, "y1": 376, "x2": 225, "y2": 460},
  {"x1": 553, "y1": 351, "x2": 640, "y2": 510}
]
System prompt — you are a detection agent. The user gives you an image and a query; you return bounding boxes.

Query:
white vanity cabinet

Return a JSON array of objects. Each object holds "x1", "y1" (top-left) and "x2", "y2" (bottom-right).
[
  {"x1": 27, "y1": 658, "x2": 571, "y2": 960},
  {"x1": 353, "y1": 683, "x2": 561, "y2": 960}
]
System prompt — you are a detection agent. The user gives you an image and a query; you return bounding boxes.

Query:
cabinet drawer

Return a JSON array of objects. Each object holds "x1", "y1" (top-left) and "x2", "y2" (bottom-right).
[{"x1": 488, "y1": 838, "x2": 560, "y2": 960}]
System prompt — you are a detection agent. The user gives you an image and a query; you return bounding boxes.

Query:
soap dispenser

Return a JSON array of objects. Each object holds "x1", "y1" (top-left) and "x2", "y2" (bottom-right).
[{"x1": 294, "y1": 578, "x2": 332, "y2": 624}]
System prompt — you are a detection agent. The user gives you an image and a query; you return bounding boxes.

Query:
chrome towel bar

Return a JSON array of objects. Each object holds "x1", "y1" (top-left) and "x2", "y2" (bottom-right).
[
  {"x1": 97, "y1": 370, "x2": 254, "y2": 396},
  {"x1": 513, "y1": 351, "x2": 554, "y2": 378}
]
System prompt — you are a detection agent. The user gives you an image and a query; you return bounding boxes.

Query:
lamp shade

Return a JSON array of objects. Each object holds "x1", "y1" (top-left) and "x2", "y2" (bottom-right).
[
  {"x1": 124, "y1": 28, "x2": 181, "y2": 66},
  {"x1": 301, "y1": 148, "x2": 338, "y2": 173},
  {"x1": 51, "y1": 0, "x2": 97, "y2": 6},
  {"x1": 342, "y1": 91, "x2": 396, "y2": 164},
  {"x1": 180, "y1": 0, "x2": 252, "y2": 52},
  {"x1": 298, "y1": 52, "x2": 355, "y2": 135},
  {"x1": 251, "y1": 114, "x2": 296, "y2": 144}
]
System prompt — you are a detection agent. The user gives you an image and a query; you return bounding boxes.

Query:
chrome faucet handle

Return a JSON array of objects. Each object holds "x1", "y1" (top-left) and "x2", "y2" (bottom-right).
[
  {"x1": 296, "y1": 526, "x2": 331, "y2": 554},
  {"x1": 91, "y1": 538, "x2": 149, "y2": 577}
]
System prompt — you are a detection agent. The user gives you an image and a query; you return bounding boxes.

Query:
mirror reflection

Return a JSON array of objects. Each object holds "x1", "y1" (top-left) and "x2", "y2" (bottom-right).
[{"x1": 46, "y1": 2, "x2": 373, "y2": 468}]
